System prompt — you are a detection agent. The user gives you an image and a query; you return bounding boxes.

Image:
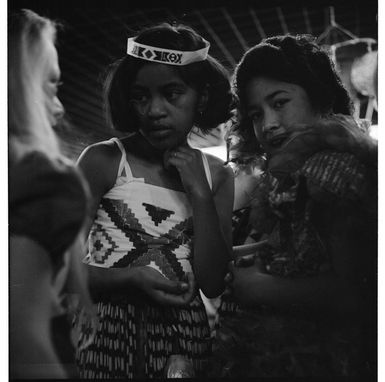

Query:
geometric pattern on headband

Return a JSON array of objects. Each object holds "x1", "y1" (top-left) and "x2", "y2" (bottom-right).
[{"x1": 126, "y1": 37, "x2": 210, "y2": 66}]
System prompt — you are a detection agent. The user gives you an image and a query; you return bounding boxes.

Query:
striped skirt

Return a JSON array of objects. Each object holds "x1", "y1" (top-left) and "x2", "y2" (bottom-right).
[{"x1": 75, "y1": 295, "x2": 212, "y2": 378}]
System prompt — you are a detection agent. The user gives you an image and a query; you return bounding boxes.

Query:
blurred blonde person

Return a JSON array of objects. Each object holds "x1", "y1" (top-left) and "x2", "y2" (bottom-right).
[{"x1": 9, "y1": 9, "x2": 94, "y2": 378}]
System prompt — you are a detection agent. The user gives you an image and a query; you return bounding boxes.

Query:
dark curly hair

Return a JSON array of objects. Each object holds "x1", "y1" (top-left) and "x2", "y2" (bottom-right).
[
  {"x1": 104, "y1": 22, "x2": 233, "y2": 133},
  {"x1": 231, "y1": 34, "x2": 353, "y2": 160}
]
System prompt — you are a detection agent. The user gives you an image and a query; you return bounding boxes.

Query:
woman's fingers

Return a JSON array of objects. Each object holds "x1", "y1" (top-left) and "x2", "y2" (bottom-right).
[
  {"x1": 154, "y1": 291, "x2": 194, "y2": 306},
  {"x1": 223, "y1": 262, "x2": 235, "y2": 296},
  {"x1": 179, "y1": 273, "x2": 197, "y2": 304},
  {"x1": 224, "y1": 271, "x2": 233, "y2": 284},
  {"x1": 167, "y1": 150, "x2": 198, "y2": 169},
  {"x1": 153, "y1": 276, "x2": 189, "y2": 295},
  {"x1": 164, "y1": 147, "x2": 211, "y2": 198},
  {"x1": 141, "y1": 266, "x2": 188, "y2": 294},
  {"x1": 185, "y1": 272, "x2": 196, "y2": 292},
  {"x1": 144, "y1": 269, "x2": 196, "y2": 306},
  {"x1": 235, "y1": 254, "x2": 256, "y2": 267},
  {"x1": 154, "y1": 283, "x2": 196, "y2": 307}
]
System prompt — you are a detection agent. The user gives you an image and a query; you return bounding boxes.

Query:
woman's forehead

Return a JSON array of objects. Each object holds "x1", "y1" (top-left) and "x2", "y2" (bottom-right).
[
  {"x1": 41, "y1": 37, "x2": 60, "y2": 78},
  {"x1": 245, "y1": 77, "x2": 301, "y2": 99},
  {"x1": 134, "y1": 63, "x2": 184, "y2": 87},
  {"x1": 28, "y1": 33, "x2": 60, "y2": 80}
]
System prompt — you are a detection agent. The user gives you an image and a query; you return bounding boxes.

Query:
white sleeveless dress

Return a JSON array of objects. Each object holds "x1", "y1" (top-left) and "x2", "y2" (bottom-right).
[{"x1": 76, "y1": 138, "x2": 213, "y2": 378}]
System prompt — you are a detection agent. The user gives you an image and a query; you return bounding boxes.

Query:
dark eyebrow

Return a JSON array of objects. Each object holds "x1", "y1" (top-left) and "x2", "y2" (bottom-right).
[
  {"x1": 266, "y1": 90, "x2": 289, "y2": 101},
  {"x1": 131, "y1": 84, "x2": 146, "y2": 91},
  {"x1": 246, "y1": 90, "x2": 289, "y2": 114},
  {"x1": 162, "y1": 81, "x2": 187, "y2": 90},
  {"x1": 132, "y1": 80, "x2": 186, "y2": 89}
]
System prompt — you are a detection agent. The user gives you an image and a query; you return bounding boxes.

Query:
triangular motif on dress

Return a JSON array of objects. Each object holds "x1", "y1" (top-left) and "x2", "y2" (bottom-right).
[{"x1": 142, "y1": 202, "x2": 174, "y2": 226}]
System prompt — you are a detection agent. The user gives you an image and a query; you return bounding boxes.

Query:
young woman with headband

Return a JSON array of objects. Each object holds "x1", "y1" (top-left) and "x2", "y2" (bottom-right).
[{"x1": 75, "y1": 22, "x2": 234, "y2": 378}]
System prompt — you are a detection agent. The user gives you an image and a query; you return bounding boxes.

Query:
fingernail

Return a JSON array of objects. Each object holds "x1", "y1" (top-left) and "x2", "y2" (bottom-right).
[
  {"x1": 224, "y1": 272, "x2": 233, "y2": 283},
  {"x1": 180, "y1": 283, "x2": 188, "y2": 290}
]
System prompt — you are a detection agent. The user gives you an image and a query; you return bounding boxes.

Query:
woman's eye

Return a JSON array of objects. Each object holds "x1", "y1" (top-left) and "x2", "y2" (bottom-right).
[
  {"x1": 249, "y1": 112, "x2": 262, "y2": 122},
  {"x1": 273, "y1": 99, "x2": 289, "y2": 109},
  {"x1": 48, "y1": 80, "x2": 62, "y2": 95},
  {"x1": 130, "y1": 93, "x2": 148, "y2": 103},
  {"x1": 165, "y1": 90, "x2": 181, "y2": 101}
]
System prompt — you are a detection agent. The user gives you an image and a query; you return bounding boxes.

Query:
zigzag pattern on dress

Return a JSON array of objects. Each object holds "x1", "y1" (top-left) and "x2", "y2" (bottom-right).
[
  {"x1": 90, "y1": 223, "x2": 119, "y2": 264},
  {"x1": 93, "y1": 198, "x2": 193, "y2": 280}
]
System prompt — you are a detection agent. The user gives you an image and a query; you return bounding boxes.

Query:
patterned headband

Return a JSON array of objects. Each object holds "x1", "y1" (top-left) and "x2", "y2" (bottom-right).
[{"x1": 126, "y1": 37, "x2": 210, "y2": 66}]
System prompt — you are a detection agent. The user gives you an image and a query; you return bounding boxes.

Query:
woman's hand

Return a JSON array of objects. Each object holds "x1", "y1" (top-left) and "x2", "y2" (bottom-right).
[
  {"x1": 134, "y1": 267, "x2": 196, "y2": 306},
  {"x1": 268, "y1": 114, "x2": 377, "y2": 179},
  {"x1": 225, "y1": 260, "x2": 267, "y2": 307},
  {"x1": 224, "y1": 255, "x2": 267, "y2": 307},
  {"x1": 318, "y1": 115, "x2": 377, "y2": 166},
  {"x1": 164, "y1": 145, "x2": 212, "y2": 199},
  {"x1": 225, "y1": 254, "x2": 363, "y2": 314}
]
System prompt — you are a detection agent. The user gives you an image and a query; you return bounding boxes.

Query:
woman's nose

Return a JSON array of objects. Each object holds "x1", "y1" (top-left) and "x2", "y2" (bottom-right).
[
  {"x1": 148, "y1": 96, "x2": 166, "y2": 118},
  {"x1": 262, "y1": 122, "x2": 281, "y2": 135},
  {"x1": 262, "y1": 111, "x2": 280, "y2": 135}
]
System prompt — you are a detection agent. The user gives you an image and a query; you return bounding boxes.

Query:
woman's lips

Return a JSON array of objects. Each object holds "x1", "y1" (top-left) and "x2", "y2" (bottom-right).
[
  {"x1": 266, "y1": 134, "x2": 289, "y2": 149},
  {"x1": 148, "y1": 127, "x2": 173, "y2": 138}
]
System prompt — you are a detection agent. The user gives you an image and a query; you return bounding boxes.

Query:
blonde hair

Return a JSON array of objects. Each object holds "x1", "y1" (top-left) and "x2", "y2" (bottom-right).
[
  {"x1": 9, "y1": 9, "x2": 97, "y2": 340},
  {"x1": 8, "y1": 9, "x2": 61, "y2": 165}
]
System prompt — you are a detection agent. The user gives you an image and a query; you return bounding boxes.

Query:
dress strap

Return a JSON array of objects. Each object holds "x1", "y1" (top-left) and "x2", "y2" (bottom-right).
[
  {"x1": 201, "y1": 152, "x2": 213, "y2": 191},
  {"x1": 110, "y1": 137, "x2": 133, "y2": 180}
]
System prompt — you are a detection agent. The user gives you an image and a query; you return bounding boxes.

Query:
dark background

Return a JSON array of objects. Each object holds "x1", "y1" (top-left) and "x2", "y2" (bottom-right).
[{"x1": 9, "y1": 0, "x2": 378, "y2": 158}]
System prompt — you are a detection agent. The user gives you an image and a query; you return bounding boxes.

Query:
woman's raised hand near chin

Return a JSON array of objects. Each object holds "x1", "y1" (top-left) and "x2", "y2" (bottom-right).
[
  {"x1": 268, "y1": 114, "x2": 377, "y2": 179},
  {"x1": 165, "y1": 144, "x2": 234, "y2": 298},
  {"x1": 317, "y1": 114, "x2": 377, "y2": 166},
  {"x1": 164, "y1": 145, "x2": 212, "y2": 199}
]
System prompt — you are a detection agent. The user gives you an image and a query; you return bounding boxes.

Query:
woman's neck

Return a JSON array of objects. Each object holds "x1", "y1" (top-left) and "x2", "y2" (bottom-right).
[
  {"x1": 121, "y1": 134, "x2": 185, "y2": 191},
  {"x1": 124, "y1": 134, "x2": 188, "y2": 163},
  {"x1": 123, "y1": 134, "x2": 163, "y2": 162}
]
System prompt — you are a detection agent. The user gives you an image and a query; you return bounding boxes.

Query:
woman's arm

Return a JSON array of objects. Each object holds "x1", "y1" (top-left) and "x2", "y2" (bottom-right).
[
  {"x1": 230, "y1": 182, "x2": 371, "y2": 317},
  {"x1": 229, "y1": 263, "x2": 361, "y2": 316},
  {"x1": 166, "y1": 147, "x2": 234, "y2": 298},
  {"x1": 77, "y1": 141, "x2": 119, "y2": 236},
  {"x1": 10, "y1": 236, "x2": 68, "y2": 379},
  {"x1": 191, "y1": 161, "x2": 234, "y2": 298},
  {"x1": 87, "y1": 265, "x2": 196, "y2": 306},
  {"x1": 77, "y1": 142, "x2": 196, "y2": 305},
  {"x1": 233, "y1": 241, "x2": 268, "y2": 258}
]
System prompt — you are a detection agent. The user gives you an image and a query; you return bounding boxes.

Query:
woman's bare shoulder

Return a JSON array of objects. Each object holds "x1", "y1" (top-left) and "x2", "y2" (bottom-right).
[
  {"x1": 77, "y1": 139, "x2": 124, "y2": 194},
  {"x1": 204, "y1": 151, "x2": 234, "y2": 192},
  {"x1": 78, "y1": 139, "x2": 121, "y2": 163}
]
